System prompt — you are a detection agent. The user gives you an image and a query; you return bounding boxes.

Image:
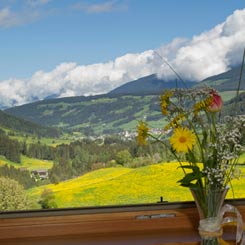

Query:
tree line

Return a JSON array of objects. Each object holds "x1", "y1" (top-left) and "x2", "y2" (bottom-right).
[
  {"x1": 0, "y1": 133, "x2": 21, "y2": 163},
  {"x1": 0, "y1": 165, "x2": 35, "y2": 189},
  {"x1": 0, "y1": 130, "x2": 172, "y2": 185}
]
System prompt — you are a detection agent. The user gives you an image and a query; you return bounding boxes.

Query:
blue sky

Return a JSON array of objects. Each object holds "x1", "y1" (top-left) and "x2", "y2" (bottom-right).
[{"x1": 0, "y1": 0, "x2": 245, "y2": 107}]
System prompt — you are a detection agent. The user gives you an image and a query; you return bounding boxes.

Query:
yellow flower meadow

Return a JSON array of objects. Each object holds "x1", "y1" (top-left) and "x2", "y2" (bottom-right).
[{"x1": 170, "y1": 127, "x2": 196, "y2": 153}]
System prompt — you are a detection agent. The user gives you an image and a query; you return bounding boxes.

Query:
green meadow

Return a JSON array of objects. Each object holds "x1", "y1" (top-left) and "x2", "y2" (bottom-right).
[
  {"x1": 0, "y1": 155, "x2": 53, "y2": 170},
  {"x1": 219, "y1": 90, "x2": 244, "y2": 101},
  {"x1": 8, "y1": 134, "x2": 73, "y2": 147},
  {"x1": 28, "y1": 161, "x2": 245, "y2": 209}
]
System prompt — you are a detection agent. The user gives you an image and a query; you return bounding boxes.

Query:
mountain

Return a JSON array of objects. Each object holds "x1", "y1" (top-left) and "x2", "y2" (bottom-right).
[
  {"x1": 109, "y1": 66, "x2": 245, "y2": 95},
  {"x1": 4, "y1": 66, "x2": 245, "y2": 136},
  {"x1": 222, "y1": 92, "x2": 245, "y2": 116},
  {"x1": 109, "y1": 74, "x2": 195, "y2": 95},
  {"x1": 5, "y1": 74, "x2": 196, "y2": 135},
  {"x1": 5, "y1": 94, "x2": 162, "y2": 135},
  {"x1": 0, "y1": 110, "x2": 60, "y2": 138},
  {"x1": 196, "y1": 66, "x2": 245, "y2": 91}
]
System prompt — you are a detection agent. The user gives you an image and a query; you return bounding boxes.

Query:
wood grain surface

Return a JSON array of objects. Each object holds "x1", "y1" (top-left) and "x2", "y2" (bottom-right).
[{"x1": 0, "y1": 201, "x2": 243, "y2": 244}]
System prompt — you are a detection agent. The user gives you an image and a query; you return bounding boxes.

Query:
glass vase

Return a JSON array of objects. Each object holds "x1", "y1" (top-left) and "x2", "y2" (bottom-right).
[{"x1": 190, "y1": 186, "x2": 228, "y2": 245}]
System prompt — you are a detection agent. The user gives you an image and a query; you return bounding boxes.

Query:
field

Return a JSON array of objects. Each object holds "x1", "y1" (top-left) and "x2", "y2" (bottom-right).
[
  {"x1": 8, "y1": 134, "x2": 73, "y2": 147},
  {"x1": 28, "y1": 161, "x2": 245, "y2": 209},
  {"x1": 0, "y1": 155, "x2": 53, "y2": 170},
  {"x1": 220, "y1": 90, "x2": 244, "y2": 101}
]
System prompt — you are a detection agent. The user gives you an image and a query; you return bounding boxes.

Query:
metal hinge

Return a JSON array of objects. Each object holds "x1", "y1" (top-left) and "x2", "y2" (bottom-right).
[{"x1": 135, "y1": 213, "x2": 176, "y2": 220}]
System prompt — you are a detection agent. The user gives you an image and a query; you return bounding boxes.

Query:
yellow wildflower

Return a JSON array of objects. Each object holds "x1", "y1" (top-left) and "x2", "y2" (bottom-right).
[
  {"x1": 193, "y1": 96, "x2": 213, "y2": 116},
  {"x1": 164, "y1": 113, "x2": 185, "y2": 130},
  {"x1": 137, "y1": 121, "x2": 149, "y2": 145},
  {"x1": 170, "y1": 127, "x2": 196, "y2": 153},
  {"x1": 160, "y1": 90, "x2": 173, "y2": 115}
]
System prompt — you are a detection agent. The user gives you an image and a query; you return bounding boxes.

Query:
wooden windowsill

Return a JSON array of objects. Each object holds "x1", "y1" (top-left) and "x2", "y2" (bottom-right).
[{"x1": 0, "y1": 200, "x2": 244, "y2": 245}]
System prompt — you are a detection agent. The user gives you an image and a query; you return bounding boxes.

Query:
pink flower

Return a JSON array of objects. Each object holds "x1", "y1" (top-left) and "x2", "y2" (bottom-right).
[{"x1": 208, "y1": 90, "x2": 223, "y2": 112}]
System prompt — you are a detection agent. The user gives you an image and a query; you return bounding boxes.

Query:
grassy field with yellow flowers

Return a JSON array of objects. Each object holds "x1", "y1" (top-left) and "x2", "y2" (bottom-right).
[
  {"x1": 28, "y1": 161, "x2": 245, "y2": 209},
  {"x1": 0, "y1": 155, "x2": 53, "y2": 170}
]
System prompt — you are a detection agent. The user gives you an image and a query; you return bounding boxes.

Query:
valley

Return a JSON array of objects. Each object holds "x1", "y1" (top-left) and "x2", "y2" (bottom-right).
[{"x1": 0, "y1": 66, "x2": 244, "y2": 211}]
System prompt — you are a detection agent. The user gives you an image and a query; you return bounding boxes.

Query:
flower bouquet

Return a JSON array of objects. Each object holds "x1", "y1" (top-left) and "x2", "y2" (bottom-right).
[{"x1": 137, "y1": 87, "x2": 245, "y2": 244}]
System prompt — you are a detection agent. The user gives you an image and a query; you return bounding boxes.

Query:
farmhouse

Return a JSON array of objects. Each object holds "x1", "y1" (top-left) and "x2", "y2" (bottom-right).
[{"x1": 31, "y1": 169, "x2": 49, "y2": 180}]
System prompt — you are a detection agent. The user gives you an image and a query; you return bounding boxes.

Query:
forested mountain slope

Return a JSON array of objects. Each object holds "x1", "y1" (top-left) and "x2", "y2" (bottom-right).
[
  {"x1": 0, "y1": 110, "x2": 59, "y2": 137},
  {"x1": 5, "y1": 66, "x2": 245, "y2": 136}
]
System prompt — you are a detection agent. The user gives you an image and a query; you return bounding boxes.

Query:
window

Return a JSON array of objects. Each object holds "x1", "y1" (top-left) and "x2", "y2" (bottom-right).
[{"x1": 0, "y1": 2, "x2": 245, "y2": 213}]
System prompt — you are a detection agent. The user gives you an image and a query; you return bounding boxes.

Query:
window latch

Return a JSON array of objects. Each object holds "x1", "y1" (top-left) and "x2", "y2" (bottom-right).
[{"x1": 135, "y1": 213, "x2": 176, "y2": 220}]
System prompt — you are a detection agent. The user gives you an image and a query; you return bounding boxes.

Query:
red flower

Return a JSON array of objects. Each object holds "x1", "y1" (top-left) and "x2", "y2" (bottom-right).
[{"x1": 208, "y1": 90, "x2": 223, "y2": 112}]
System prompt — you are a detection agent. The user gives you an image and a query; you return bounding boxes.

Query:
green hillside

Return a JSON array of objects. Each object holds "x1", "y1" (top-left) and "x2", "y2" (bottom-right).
[
  {"x1": 5, "y1": 95, "x2": 163, "y2": 135},
  {"x1": 108, "y1": 74, "x2": 195, "y2": 95},
  {"x1": 28, "y1": 162, "x2": 245, "y2": 209},
  {"x1": 4, "y1": 66, "x2": 245, "y2": 136},
  {"x1": 0, "y1": 110, "x2": 59, "y2": 138},
  {"x1": 5, "y1": 91, "x2": 243, "y2": 136},
  {"x1": 196, "y1": 65, "x2": 245, "y2": 91},
  {"x1": 0, "y1": 155, "x2": 53, "y2": 171},
  {"x1": 222, "y1": 91, "x2": 245, "y2": 116}
]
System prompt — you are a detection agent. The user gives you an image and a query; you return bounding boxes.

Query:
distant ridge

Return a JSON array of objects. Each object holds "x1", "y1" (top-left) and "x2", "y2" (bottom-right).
[
  {"x1": 0, "y1": 110, "x2": 59, "y2": 137},
  {"x1": 4, "y1": 66, "x2": 245, "y2": 136},
  {"x1": 108, "y1": 74, "x2": 195, "y2": 95},
  {"x1": 109, "y1": 65, "x2": 245, "y2": 95},
  {"x1": 197, "y1": 66, "x2": 245, "y2": 91}
]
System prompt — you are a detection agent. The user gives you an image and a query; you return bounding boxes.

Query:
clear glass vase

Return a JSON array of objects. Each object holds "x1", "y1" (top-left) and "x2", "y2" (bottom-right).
[{"x1": 190, "y1": 186, "x2": 228, "y2": 245}]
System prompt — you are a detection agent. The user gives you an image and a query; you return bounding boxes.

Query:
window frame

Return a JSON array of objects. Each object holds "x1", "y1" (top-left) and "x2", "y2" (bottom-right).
[{"x1": 0, "y1": 200, "x2": 244, "y2": 244}]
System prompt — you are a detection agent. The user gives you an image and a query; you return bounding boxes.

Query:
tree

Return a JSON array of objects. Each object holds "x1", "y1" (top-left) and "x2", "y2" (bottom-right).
[
  {"x1": 0, "y1": 177, "x2": 29, "y2": 211},
  {"x1": 49, "y1": 158, "x2": 74, "y2": 183},
  {"x1": 115, "y1": 150, "x2": 132, "y2": 166},
  {"x1": 21, "y1": 140, "x2": 27, "y2": 155},
  {"x1": 38, "y1": 189, "x2": 57, "y2": 209},
  {"x1": 0, "y1": 165, "x2": 36, "y2": 189},
  {"x1": 0, "y1": 134, "x2": 21, "y2": 163}
]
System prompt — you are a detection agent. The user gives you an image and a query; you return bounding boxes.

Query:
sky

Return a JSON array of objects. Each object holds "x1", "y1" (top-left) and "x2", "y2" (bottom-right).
[{"x1": 0, "y1": 0, "x2": 245, "y2": 108}]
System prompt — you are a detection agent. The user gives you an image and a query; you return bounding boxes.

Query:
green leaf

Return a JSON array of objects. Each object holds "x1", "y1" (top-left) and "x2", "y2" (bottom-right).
[
  {"x1": 177, "y1": 165, "x2": 203, "y2": 187},
  {"x1": 178, "y1": 165, "x2": 200, "y2": 171},
  {"x1": 180, "y1": 182, "x2": 199, "y2": 188}
]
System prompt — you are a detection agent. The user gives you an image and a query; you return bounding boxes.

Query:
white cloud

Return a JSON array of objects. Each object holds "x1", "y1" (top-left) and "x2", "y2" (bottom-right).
[
  {"x1": 26, "y1": 0, "x2": 51, "y2": 7},
  {"x1": 0, "y1": 8, "x2": 245, "y2": 108},
  {"x1": 73, "y1": 0, "x2": 127, "y2": 13},
  {"x1": 0, "y1": 5, "x2": 40, "y2": 28},
  {"x1": 33, "y1": 0, "x2": 50, "y2": 5},
  {"x1": 0, "y1": 7, "x2": 20, "y2": 28},
  {"x1": 0, "y1": 1, "x2": 125, "y2": 28},
  {"x1": 156, "y1": 8, "x2": 245, "y2": 81},
  {"x1": 0, "y1": 0, "x2": 52, "y2": 28}
]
